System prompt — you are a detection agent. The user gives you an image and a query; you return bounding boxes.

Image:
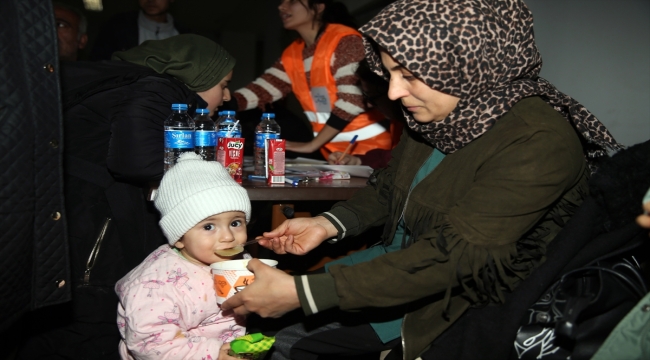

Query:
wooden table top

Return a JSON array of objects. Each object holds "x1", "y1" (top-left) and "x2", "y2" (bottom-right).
[{"x1": 242, "y1": 175, "x2": 368, "y2": 201}]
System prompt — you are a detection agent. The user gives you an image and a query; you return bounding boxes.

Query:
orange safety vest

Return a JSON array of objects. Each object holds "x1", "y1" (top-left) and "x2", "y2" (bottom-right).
[{"x1": 281, "y1": 24, "x2": 392, "y2": 158}]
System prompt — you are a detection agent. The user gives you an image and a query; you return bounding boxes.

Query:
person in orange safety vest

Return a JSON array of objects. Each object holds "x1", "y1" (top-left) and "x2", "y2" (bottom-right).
[{"x1": 232, "y1": 0, "x2": 392, "y2": 159}]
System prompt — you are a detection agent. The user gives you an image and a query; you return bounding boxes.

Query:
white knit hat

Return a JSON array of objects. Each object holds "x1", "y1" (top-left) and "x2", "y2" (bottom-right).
[{"x1": 154, "y1": 152, "x2": 251, "y2": 245}]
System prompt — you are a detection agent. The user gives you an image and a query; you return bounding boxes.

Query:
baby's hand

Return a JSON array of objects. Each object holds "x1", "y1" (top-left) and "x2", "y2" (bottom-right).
[{"x1": 219, "y1": 342, "x2": 240, "y2": 360}]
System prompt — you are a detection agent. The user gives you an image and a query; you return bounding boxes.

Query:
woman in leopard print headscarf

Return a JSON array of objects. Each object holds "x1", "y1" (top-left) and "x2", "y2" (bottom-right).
[
  {"x1": 360, "y1": 0, "x2": 622, "y2": 162},
  {"x1": 221, "y1": 1, "x2": 623, "y2": 359}
]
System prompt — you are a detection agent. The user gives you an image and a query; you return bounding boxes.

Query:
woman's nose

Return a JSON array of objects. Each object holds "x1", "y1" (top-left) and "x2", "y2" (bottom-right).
[
  {"x1": 387, "y1": 79, "x2": 408, "y2": 101},
  {"x1": 223, "y1": 88, "x2": 231, "y2": 102}
]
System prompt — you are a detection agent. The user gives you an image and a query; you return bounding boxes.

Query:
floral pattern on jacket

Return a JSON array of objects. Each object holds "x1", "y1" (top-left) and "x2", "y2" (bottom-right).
[{"x1": 116, "y1": 245, "x2": 243, "y2": 359}]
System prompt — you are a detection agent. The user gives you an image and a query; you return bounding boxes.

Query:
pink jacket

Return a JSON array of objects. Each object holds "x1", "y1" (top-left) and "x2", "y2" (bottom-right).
[{"x1": 116, "y1": 245, "x2": 244, "y2": 359}]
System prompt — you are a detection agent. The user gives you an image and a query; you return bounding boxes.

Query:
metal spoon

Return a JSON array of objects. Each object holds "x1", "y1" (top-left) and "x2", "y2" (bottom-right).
[{"x1": 214, "y1": 238, "x2": 260, "y2": 257}]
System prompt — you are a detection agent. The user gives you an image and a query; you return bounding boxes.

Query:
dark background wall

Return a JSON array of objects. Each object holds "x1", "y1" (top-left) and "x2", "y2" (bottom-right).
[{"x1": 60, "y1": 0, "x2": 648, "y2": 147}]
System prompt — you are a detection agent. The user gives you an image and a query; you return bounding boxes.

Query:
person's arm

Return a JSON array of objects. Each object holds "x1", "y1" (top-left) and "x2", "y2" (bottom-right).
[
  {"x1": 232, "y1": 59, "x2": 293, "y2": 112},
  {"x1": 286, "y1": 125, "x2": 339, "y2": 153},
  {"x1": 303, "y1": 127, "x2": 587, "y2": 313}
]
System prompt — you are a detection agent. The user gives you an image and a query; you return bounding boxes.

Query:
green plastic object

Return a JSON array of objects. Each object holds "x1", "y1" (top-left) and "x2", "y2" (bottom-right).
[{"x1": 228, "y1": 333, "x2": 275, "y2": 359}]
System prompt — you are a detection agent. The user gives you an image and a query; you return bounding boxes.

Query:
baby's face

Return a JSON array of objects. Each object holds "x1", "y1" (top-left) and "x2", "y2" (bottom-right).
[{"x1": 175, "y1": 211, "x2": 247, "y2": 266}]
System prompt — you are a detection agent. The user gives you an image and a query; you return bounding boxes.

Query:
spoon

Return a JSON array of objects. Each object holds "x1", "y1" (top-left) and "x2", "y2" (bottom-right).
[{"x1": 214, "y1": 238, "x2": 260, "y2": 257}]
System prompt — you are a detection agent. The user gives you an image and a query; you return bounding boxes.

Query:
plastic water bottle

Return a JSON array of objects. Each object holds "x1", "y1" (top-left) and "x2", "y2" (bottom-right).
[
  {"x1": 164, "y1": 103, "x2": 194, "y2": 173},
  {"x1": 194, "y1": 108, "x2": 216, "y2": 161},
  {"x1": 214, "y1": 110, "x2": 225, "y2": 126},
  {"x1": 254, "y1": 112, "x2": 281, "y2": 176},
  {"x1": 216, "y1": 110, "x2": 242, "y2": 140}
]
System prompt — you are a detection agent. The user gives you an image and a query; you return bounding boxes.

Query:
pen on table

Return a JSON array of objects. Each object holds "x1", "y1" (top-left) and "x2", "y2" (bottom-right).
[
  {"x1": 248, "y1": 174, "x2": 266, "y2": 181},
  {"x1": 285, "y1": 176, "x2": 302, "y2": 186},
  {"x1": 336, "y1": 135, "x2": 358, "y2": 165}
]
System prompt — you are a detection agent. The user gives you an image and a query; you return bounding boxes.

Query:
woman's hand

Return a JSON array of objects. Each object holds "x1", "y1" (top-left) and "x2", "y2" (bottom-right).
[
  {"x1": 328, "y1": 151, "x2": 363, "y2": 165},
  {"x1": 221, "y1": 259, "x2": 300, "y2": 318},
  {"x1": 285, "y1": 140, "x2": 319, "y2": 154},
  {"x1": 256, "y1": 216, "x2": 337, "y2": 255}
]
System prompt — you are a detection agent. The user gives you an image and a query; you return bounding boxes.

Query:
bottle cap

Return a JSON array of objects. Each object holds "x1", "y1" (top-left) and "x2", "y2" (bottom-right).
[
  {"x1": 196, "y1": 108, "x2": 210, "y2": 115},
  {"x1": 261, "y1": 113, "x2": 275, "y2": 118},
  {"x1": 171, "y1": 103, "x2": 188, "y2": 110},
  {"x1": 224, "y1": 110, "x2": 236, "y2": 116}
]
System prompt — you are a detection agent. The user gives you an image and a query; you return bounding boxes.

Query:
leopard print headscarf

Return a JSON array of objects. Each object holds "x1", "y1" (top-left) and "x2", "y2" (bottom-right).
[{"x1": 359, "y1": 0, "x2": 622, "y2": 160}]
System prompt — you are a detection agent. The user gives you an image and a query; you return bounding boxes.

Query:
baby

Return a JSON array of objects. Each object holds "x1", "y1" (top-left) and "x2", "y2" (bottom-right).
[{"x1": 116, "y1": 152, "x2": 251, "y2": 359}]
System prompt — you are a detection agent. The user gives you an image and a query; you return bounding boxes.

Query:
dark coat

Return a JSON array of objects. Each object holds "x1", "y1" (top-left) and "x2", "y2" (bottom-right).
[
  {"x1": 15, "y1": 61, "x2": 208, "y2": 358},
  {"x1": 0, "y1": 0, "x2": 70, "y2": 332},
  {"x1": 90, "y1": 11, "x2": 193, "y2": 61},
  {"x1": 421, "y1": 140, "x2": 650, "y2": 360},
  {"x1": 60, "y1": 60, "x2": 208, "y2": 291}
]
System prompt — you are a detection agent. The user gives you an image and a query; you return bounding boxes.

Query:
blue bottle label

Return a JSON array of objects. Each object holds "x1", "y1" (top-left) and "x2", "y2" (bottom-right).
[
  {"x1": 195, "y1": 131, "x2": 216, "y2": 147},
  {"x1": 165, "y1": 130, "x2": 194, "y2": 149},
  {"x1": 255, "y1": 133, "x2": 280, "y2": 148}
]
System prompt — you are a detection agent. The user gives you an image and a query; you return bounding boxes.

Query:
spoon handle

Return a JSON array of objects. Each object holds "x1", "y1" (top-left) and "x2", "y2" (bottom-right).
[{"x1": 242, "y1": 238, "x2": 260, "y2": 246}]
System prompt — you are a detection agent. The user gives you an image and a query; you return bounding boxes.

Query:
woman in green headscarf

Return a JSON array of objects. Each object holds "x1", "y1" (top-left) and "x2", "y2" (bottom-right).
[
  {"x1": 112, "y1": 33, "x2": 236, "y2": 116},
  {"x1": 20, "y1": 34, "x2": 238, "y2": 359}
]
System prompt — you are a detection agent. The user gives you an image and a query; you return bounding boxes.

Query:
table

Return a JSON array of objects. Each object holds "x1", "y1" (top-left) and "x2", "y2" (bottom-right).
[{"x1": 242, "y1": 176, "x2": 368, "y2": 201}]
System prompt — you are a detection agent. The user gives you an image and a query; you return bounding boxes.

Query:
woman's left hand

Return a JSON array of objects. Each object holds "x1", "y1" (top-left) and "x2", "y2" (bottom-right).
[
  {"x1": 221, "y1": 259, "x2": 301, "y2": 318},
  {"x1": 285, "y1": 140, "x2": 319, "y2": 153}
]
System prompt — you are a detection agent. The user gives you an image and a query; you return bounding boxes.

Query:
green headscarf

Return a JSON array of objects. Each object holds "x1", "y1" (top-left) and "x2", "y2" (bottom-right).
[{"x1": 112, "y1": 34, "x2": 236, "y2": 92}]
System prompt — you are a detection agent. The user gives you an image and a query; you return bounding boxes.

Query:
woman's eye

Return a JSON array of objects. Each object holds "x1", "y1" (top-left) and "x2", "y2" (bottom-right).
[
  {"x1": 203, "y1": 224, "x2": 215, "y2": 231},
  {"x1": 231, "y1": 220, "x2": 243, "y2": 227},
  {"x1": 402, "y1": 74, "x2": 416, "y2": 81}
]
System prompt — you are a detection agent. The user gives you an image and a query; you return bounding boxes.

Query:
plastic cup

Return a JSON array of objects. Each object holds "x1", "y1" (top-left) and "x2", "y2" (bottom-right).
[{"x1": 211, "y1": 259, "x2": 278, "y2": 305}]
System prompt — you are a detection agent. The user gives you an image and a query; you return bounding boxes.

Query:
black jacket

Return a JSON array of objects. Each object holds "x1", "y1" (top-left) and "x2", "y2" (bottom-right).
[
  {"x1": 60, "y1": 60, "x2": 208, "y2": 291},
  {"x1": 90, "y1": 11, "x2": 193, "y2": 61},
  {"x1": 0, "y1": 0, "x2": 69, "y2": 332}
]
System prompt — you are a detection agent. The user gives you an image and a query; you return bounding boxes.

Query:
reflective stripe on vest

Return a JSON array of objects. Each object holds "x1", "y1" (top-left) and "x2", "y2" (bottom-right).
[
  {"x1": 314, "y1": 122, "x2": 388, "y2": 143},
  {"x1": 281, "y1": 24, "x2": 391, "y2": 157}
]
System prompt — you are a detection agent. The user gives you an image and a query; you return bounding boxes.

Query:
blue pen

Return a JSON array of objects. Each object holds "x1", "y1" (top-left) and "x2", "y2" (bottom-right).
[
  {"x1": 336, "y1": 135, "x2": 358, "y2": 164},
  {"x1": 285, "y1": 176, "x2": 302, "y2": 186},
  {"x1": 248, "y1": 174, "x2": 266, "y2": 181}
]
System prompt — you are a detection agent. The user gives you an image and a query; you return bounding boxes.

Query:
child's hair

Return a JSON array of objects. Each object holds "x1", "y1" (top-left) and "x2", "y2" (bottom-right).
[{"x1": 153, "y1": 152, "x2": 251, "y2": 245}]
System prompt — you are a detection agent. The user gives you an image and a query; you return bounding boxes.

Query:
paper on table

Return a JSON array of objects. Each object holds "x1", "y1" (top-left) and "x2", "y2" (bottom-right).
[
  {"x1": 284, "y1": 164, "x2": 373, "y2": 178},
  {"x1": 285, "y1": 157, "x2": 328, "y2": 165}
]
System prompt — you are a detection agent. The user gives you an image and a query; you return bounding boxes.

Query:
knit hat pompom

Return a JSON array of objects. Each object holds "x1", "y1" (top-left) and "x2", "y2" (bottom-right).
[{"x1": 154, "y1": 152, "x2": 251, "y2": 245}]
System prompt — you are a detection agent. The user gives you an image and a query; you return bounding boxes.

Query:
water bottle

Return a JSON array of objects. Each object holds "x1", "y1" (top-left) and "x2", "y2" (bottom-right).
[
  {"x1": 194, "y1": 108, "x2": 216, "y2": 161},
  {"x1": 214, "y1": 110, "x2": 225, "y2": 125},
  {"x1": 216, "y1": 110, "x2": 242, "y2": 140},
  {"x1": 254, "y1": 112, "x2": 281, "y2": 176},
  {"x1": 164, "y1": 103, "x2": 194, "y2": 173}
]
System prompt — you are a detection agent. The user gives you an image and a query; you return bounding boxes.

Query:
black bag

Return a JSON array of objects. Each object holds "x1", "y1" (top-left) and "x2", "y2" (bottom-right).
[{"x1": 513, "y1": 243, "x2": 648, "y2": 360}]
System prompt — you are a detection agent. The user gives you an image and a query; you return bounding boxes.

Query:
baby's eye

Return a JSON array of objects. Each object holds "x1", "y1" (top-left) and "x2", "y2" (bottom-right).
[
  {"x1": 203, "y1": 224, "x2": 215, "y2": 231},
  {"x1": 231, "y1": 220, "x2": 243, "y2": 227}
]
